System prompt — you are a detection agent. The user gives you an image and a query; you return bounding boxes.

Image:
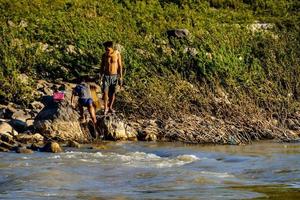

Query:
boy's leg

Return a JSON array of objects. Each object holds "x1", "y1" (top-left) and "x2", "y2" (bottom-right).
[
  {"x1": 103, "y1": 90, "x2": 109, "y2": 115},
  {"x1": 102, "y1": 76, "x2": 109, "y2": 115},
  {"x1": 79, "y1": 105, "x2": 84, "y2": 121},
  {"x1": 87, "y1": 104, "x2": 97, "y2": 124},
  {"x1": 108, "y1": 91, "x2": 116, "y2": 113},
  {"x1": 108, "y1": 77, "x2": 118, "y2": 113}
]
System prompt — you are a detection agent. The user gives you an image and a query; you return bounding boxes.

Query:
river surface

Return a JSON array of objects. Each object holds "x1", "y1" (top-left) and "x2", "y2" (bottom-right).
[{"x1": 0, "y1": 141, "x2": 300, "y2": 200}]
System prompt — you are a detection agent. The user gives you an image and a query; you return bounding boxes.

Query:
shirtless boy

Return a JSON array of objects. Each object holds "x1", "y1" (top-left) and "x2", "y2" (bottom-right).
[{"x1": 100, "y1": 41, "x2": 123, "y2": 115}]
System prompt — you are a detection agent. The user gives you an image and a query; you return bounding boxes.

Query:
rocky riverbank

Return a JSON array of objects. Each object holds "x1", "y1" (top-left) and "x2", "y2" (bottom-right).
[{"x1": 0, "y1": 80, "x2": 299, "y2": 153}]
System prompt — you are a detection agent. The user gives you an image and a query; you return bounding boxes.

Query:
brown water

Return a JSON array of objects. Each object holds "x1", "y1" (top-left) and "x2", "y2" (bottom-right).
[{"x1": 0, "y1": 141, "x2": 300, "y2": 199}]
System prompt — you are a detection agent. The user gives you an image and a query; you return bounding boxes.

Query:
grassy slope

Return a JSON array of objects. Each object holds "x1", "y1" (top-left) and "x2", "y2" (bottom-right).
[{"x1": 0, "y1": 0, "x2": 299, "y2": 128}]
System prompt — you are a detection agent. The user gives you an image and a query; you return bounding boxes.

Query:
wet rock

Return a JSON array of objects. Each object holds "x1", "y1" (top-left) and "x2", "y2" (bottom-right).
[
  {"x1": 34, "y1": 101, "x2": 89, "y2": 142},
  {"x1": 16, "y1": 133, "x2": 44, "y2": 144},
  {"x1": 41, "y1": 141, "x2": 63, "y2": 153},
  {"x1": 66, "y1": 140, "x2": 81, "y2": 148},
  {"x1": 167, "y1": 29, "x2": 190, "y2": 39},
  {"x1": 97, "y1": 115, "x2": 138, "y2": 141},
  {"x1": 15, "y1": 147, "x2": 33, "y2": 154}
]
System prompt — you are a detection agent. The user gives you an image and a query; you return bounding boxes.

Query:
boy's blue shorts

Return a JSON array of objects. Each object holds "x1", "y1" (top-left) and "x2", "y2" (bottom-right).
[{"x1": 78, "y1": 98, "x2": 93, "y2": 107}]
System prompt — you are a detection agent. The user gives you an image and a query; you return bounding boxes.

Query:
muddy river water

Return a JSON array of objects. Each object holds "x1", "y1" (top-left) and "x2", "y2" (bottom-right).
[{"x1": 1, "y1": 141, "x2": 300, "y2": 199}]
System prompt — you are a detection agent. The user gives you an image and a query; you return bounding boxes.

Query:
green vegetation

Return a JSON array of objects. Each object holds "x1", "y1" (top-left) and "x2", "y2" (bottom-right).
[{"x1": 0, "y1": 0, "x2": 299, "y2": 125}]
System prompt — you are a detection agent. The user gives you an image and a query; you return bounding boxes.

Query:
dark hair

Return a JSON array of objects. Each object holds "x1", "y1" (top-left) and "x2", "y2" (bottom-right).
[{"x1": 103, "y1": 41, "x2": 113, "y2": 48}]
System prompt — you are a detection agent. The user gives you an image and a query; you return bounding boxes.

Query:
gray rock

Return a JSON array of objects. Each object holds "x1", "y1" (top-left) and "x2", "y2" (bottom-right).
[
  {"x1": 97, "y1": 115, "x2": 137, "y2": 141},
  {"x1": 34, "y1": 101, "x2": 89, "y2": 142},
  {"x1": 167, "y1": 29, "x2": 190, "y2": 39}
]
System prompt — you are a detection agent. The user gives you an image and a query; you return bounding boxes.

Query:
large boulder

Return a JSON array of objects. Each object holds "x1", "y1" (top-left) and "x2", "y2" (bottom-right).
[
  {"x1": 33, "y1": 101, "x2": 91, "y2": 142},
  {"x1": 97, "y1": 115, "x2": 138, "y2": 141}
]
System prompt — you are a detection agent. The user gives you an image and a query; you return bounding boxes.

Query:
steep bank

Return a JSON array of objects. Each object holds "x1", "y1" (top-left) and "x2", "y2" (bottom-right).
[
  {"x1": 0, "y1": 0, "x2": 299, "y2": 145},
  {"x1": 0, "y1": 80, "x2": 299, "y2": 152}
]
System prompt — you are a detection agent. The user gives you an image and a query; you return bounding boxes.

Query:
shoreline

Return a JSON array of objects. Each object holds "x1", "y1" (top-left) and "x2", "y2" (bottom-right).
[{"x1": 0, "y1": 80, "x2": 299, "y2": 153}]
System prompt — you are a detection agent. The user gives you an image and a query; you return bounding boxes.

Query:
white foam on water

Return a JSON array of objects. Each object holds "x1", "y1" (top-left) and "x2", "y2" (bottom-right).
[
  {"x1": 49, "y1": 155, "x2": 61, "y2": 159},
  {"x1": 61, "y1": 151, "x2": 199, "y2": 168},
  {"x1": 108, "y1": 152, "x2": 200, "y2": 168},
  {"x1": 79, "y1": 159, "x2": 99, "y2": 163}
]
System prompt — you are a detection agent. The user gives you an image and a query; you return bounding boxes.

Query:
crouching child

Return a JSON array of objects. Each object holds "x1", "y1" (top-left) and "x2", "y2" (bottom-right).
[{"x1": 71, "y1": 78, "x2": 97, "y2": 125}]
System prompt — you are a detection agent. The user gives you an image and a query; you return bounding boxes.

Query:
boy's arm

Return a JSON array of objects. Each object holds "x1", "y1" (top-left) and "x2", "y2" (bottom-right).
[
  {"x1": 117, "y1": 52, "x2": 123, "y2": 84},
  {"x1": 100, "y1": 54, "x2": 105, "y2": 76},
  {"x1": 99, "y1": 54, "x2": 105, "y2": 82}
]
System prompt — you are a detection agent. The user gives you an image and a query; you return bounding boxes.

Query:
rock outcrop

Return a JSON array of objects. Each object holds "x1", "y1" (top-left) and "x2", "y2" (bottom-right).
[
  {"x1": 97, "y1": 115, "x2": 138, "y2": 141},
  {"x1": 34, "y1": 101, "x2": 91, "y2": 142}
]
